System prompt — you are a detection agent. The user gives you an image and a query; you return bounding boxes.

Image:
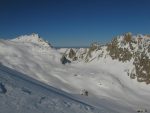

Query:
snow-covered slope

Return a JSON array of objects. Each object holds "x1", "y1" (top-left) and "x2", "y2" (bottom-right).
[
  {"x1": 11, "y1": 33, "x2": 52, "y2": 48},
  {"x1": 0, "y1": 33, "x2": 150, "y2": 113},
  {"x1": 0, "y1": 64, "x2": 103, "y2": 113}
]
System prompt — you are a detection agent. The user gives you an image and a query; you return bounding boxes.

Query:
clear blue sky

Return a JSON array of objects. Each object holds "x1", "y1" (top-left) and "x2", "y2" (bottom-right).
[{"x1": 0, "y1": 0, "x2": 150, "y2": 47}]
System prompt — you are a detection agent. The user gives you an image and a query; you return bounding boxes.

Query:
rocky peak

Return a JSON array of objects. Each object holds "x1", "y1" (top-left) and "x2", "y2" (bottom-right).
[
  {"x1": 63, "y1": 33, "x2": 150, "y2": 84},
  {"x1": 122, "y1": 32, "x2": 133, "y2": 43},
  {"x1": 89, "y1": 42, "x2": 101, "y2": 51}
]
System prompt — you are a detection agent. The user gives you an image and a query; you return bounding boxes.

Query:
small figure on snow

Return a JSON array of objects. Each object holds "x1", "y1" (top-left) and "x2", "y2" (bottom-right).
[{"x1": 80, "y1": 89, "x2": 88, "y2": 96}]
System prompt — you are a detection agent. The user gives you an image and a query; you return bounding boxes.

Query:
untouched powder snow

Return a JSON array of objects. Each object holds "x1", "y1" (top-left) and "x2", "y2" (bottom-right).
[{"x1": 0, "y1": 34, "x2": 150, "y2": 113}]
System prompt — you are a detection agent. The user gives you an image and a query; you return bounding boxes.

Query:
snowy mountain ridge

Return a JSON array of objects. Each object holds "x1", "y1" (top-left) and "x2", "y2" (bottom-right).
[
  {"x1": 65, "y1": 33, "x2": 150, "y2": 62},
  {"x1": 0, "y1": 33, "x2": 150, "y2": 113},
  {"x1": 64, "y1": 33, "x2": 150, "y2": 84}
]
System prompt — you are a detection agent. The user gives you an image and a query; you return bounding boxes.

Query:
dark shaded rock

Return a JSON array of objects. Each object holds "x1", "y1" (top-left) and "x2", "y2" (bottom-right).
[
  {"x1": 61, "y1": 55, "x2": 71, "y2": 64},
  {"x1": 69, "y1": 49, "x2": 76, "y2": 59},
  {"x1": 0, "y1": 82, "x2": 7, "y2": 94}
]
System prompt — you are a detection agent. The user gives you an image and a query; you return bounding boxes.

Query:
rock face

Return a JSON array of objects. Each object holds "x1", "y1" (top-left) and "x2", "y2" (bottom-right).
[
  {"x1": 85, "y1": 42, "x2": 101, "y2": 61},
  {"x1": 107, "y1": 38, "x2": 133, "y2": 62},
  {"x1": 106, "y1": 33, "x2": 150, "y2": 84},
  {"x1": 64, "y1": 42, "x2": 101, "y2": 62},
  {"x1": 63, "y1": 33, "x2": 150, "y2": 84},
  {"x1": 132, "y1": 52, "x2": 150, "y2": 84},
  {"x1": 68, "y1": 49, "x2": 76, "y2": 60},
  {"x1": 60, "y1": 55, "x2": 71, "y2": 64}
]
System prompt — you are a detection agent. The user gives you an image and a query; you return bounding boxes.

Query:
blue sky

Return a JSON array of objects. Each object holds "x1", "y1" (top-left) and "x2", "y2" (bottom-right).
[{"x1": 0, "y1": 0, "x2": 150, "y2": 47}]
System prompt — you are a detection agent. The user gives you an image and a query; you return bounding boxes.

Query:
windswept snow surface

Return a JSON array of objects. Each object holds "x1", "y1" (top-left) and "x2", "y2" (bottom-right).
[
  {"x1": 0, "y1": 64, "x2": 103, "y2": 113},
  {"x1": 0, "y1": 35, "x2": 150, "y2": 113}
]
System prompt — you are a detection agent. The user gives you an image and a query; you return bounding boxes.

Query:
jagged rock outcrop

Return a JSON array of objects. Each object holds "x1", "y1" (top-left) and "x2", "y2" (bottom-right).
[
  {"x1": 86, "y1": 42, "x2": 101, "y2": 58},
  {"x1": 107, "y1": 33, "x2": 150, "y2": 84},
  {"x1": 68, "y1": 49, "x2": 77, "y2": 61},
  {"x1": 107, "y1": 34, "x2": 133, "y2": 62},
  {"x1": 64, "y1": 42, "x2": 102, "y2": 62},
  {"x1": 132, "y1": 51, "x2": 150, "y2": 84}
]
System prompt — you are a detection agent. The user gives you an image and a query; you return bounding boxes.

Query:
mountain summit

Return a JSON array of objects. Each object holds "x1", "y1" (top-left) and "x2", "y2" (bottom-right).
[{"x1": 11, "y1": 33, "x2": 52, "y2": 48}]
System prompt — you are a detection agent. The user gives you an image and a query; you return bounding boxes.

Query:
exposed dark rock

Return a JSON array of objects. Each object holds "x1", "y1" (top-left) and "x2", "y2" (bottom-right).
[
  {"x1": 123, "y1": 32, "x2": 132, "y2": 43},
  {"x1": 107, "y1": 38, "x2": 132, "y2": 62},
  {"x1": 133, "y1": 52, "x2": 150, "y2": 84},
  {"x1": 61, "y1": 55, "x2": 71, "y2": 64},
  {"x1": 73, "y1": 56, "x2": 78, "y2": 61},
  {"x1": 68, "y1": 49, "x2": 76, "y2": 59},
  {"x1": 0, "y1": 82, "x2": 7, "y2": 94}
]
